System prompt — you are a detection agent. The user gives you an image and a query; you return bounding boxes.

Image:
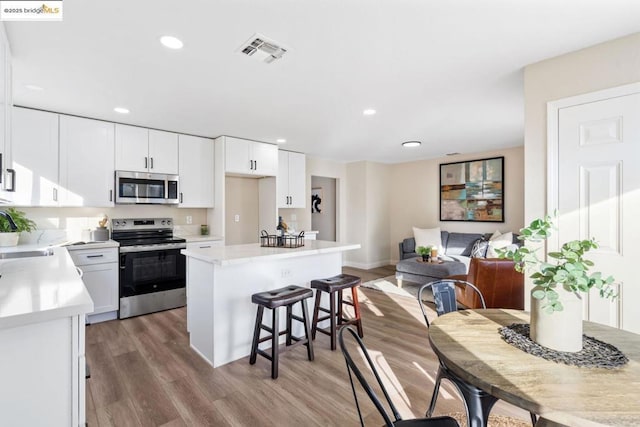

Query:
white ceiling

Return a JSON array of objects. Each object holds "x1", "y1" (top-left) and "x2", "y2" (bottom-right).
[{"x1": 6, "y1": 1, "x2": 640, "y2": 163}]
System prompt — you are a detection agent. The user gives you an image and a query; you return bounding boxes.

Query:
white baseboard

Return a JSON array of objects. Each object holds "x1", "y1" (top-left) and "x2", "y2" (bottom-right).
[{"x1": 343, "y1": 259, "x2": 392, "y2": 270}]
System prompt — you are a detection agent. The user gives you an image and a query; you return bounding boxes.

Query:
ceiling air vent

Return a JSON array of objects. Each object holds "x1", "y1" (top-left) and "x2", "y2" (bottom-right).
[{"x1": 238, "y1": 33, "x2": 287, "y2": 64}]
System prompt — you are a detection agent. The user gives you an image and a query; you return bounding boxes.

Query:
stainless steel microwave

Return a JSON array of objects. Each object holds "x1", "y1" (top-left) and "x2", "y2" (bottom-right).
[{"x1": 115, "y1": 171, "x2": 179, "y2": 204}]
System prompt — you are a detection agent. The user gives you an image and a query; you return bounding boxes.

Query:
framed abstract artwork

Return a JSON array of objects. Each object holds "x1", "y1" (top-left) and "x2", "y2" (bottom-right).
[{"x1": 440, "y1": 156, "x2": 504, "y2": 222}]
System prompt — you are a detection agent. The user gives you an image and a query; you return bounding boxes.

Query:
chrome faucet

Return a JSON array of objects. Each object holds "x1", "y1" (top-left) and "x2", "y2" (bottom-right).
[{"x1": 0, "y1": 210, "x2": 18, "y2": 231}]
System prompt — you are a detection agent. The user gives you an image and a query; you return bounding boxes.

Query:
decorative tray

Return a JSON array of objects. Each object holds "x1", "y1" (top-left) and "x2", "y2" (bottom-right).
[
  {"x1": 416, "y1": 258, "x2": 443, "y2": 264},
  {"x1": 260, "y1": 230, "x2": 305, "y2": 248}
]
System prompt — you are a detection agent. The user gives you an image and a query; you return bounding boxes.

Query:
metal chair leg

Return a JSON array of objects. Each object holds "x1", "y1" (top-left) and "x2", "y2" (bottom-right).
[{"x1": 426, "y1": 365, "x2": 444, "y2": 417}]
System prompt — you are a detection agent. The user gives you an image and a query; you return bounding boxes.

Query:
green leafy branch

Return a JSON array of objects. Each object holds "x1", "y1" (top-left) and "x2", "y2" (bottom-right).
[{"x1": 497, "y1": 214, "x2": 615, "y2": 313}]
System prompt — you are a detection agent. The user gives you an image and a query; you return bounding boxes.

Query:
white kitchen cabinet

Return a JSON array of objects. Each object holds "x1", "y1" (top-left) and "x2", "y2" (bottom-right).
[
  {"x1": 224, "y1": 136, "x2": 277, "y2": 176},
  {"x1": 0, "y1": 24, "x2": 13, "y2": 202},
  {"x1": 178, "y1": 134, "x2": 214, "y2": 207},
  {"x1": 11, "y1": 107, "x2": 59, "y2": 206},
  {"x1": 149, "y1": 129, "x2": 179, "y2": 174},
  {"x1": 277, "y1": 150, "x2": 306, "y2": 208},
  {"x1": 186, "y1": 240, "x2": 224, "y2": 250},
  {"x1": 115, "y1": 124, "x2": 178, "y2": 174},
  {"x1": 70, "y1": 247, "x2": 119, "y2": 322},
  {"x1": 59, "y1": 115, "x2": 115, "y2": 207}
]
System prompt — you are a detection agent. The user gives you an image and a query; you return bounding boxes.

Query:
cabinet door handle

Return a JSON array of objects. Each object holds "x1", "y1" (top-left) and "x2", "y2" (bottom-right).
[
  {"x1": 53, "y1": 187, "x2": 58, "y2": 202},
  {"x1": 180, "y1": 192, "x2": 183, "y2": 203},
  {"x1": 75, "y1": 267, "x2": 84, "y2": 278},
  {"x1": 254, "y1": 160, "x2": 257, "y2": 170},
  {"x1": 6, "y1": 168, "x2": 15, "y2": 192},
  {"x1": 150, "y1": 157, "x2": 154, "y2": 169},
  {"x1": 109, "y1": 189, "x2": 113, "y2": 202},
  {"x1": 145, "y1": 157, "x2": 148, "y2": 169},
  {"x1": 87, "y1": 254, "x2": 104, "y2": 258},
  {"x1": 249, "y1": 159, "x2": 253, "y2": 170},
  {"x1": 199, "y1": 245, "x2": 211, "y2": 249}
]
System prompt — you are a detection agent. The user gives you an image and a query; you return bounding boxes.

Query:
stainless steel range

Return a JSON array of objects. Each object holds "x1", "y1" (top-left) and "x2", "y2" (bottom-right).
[{"x1": 111, "y1": 217, "x2": 186, "y2": 319}]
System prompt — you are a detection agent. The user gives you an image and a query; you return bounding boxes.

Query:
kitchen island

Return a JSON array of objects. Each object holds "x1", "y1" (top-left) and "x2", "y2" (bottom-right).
[{"x1": 181, "y1": 240, "x2": 360, "y2": 368}]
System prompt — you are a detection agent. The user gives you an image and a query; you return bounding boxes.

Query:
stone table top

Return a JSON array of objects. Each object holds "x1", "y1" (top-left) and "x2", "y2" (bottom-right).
[{"x1": 428, "y1": 309, "x2": 640, "y2": 427}]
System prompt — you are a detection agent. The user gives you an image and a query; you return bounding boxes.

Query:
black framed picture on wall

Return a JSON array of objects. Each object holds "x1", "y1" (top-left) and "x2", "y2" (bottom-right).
[{"x1": 439, "y1": 156, "x2": 504, "y2": 222}]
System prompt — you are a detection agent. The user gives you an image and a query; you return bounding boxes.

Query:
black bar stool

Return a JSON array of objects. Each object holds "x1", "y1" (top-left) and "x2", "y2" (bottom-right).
[
  {"x1": 311, "y1": 273, "x2": 363, "y2": 350},
  {"x1": 249, "y1": 285, "x2": 314, "y2": 379}
]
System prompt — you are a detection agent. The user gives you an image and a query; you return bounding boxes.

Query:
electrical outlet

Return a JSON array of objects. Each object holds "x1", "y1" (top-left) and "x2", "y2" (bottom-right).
[
  {"x1": 281, "y1": 269, "x2": 291, "y2": 278},
  {"x1": 234, "y1": 214, "x2": 240, "y2": 222},
  {"x1": 186, "y1": 215, "x2": 193, "y2": 224}
]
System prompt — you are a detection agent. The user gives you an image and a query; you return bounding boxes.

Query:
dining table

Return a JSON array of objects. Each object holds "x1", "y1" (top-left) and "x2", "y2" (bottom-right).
[{"x1": 428, "y1": 309, "x2": 640, "y2": 427}]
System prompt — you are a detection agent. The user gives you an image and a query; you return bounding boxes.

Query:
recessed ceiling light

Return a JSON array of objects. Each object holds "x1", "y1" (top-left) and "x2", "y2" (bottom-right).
[
  {"x1": 160, "y1": 35, "x2": 184, "y2": 49},
  {"x1": 363, "y1": 109, "x2": 376, "y2": 116},
  {"x1": 114, "y1": 107, "x2": 130, "y2": 114},
  {"x1": 276, "y1": 138, "x2": 287, "y2": 144},
  {"x1": 402, "y1": 141, "x2": 421, "y2": 148},
  {"x1": 25, "y1": 84, "x2": 44, "y2": 91}
]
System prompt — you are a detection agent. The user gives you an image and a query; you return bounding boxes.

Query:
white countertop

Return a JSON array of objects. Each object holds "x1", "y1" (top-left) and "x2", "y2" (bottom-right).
[
  {"x1": 63, "y1": 240, "x2": 119, "y2": 251},
  {"x1": 181, "y1": 240, "x2": 360, "y2": 266},
  {"x1": 0, "y1": 247, "x2": 94, "y2": 330},
  {"x1": 178, "y1": 234, "x2": 224, "y2": 243}
]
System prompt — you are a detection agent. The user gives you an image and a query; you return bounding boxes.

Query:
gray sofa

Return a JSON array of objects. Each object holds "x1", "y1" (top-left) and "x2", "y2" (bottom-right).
[{"x1": 395, "y1": 231, "x2": 519, "y2": 286}]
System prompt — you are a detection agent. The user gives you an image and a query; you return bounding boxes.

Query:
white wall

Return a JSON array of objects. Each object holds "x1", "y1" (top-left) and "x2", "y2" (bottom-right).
[
  {"x1": 388, "y1": 146, "x2": 524, "y2": 262},
  {"x1": 311, "y1": 176, "x2": 336, "y2": 240}
]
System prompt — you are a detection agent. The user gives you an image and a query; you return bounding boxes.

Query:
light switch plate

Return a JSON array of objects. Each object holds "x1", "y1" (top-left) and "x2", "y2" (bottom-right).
[{"x1": 234, "y1": 214, "x2": 240, "y2": 222}]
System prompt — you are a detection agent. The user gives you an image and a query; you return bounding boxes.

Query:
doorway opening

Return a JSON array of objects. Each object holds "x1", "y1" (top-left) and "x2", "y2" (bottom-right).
[{"x1": 311, "y1": 176, "x2": 336, "y2": 241}]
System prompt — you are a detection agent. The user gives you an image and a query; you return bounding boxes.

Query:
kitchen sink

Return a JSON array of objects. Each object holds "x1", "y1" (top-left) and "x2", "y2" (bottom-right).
[{"x1": 0, "y1": 248, "x2": 54, "y2": 259}]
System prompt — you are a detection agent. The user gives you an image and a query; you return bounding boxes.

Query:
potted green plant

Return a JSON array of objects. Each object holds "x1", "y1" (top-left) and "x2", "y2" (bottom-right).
[
  {"x1": 416, "y1": 245, "x2": 432, "y2": 262},
  {"x1": 0, "y1": 207, "x2": 37, "y2": 247},
  {"x1": 498, "y1": 214, "x2": 615, "y2": 352}
]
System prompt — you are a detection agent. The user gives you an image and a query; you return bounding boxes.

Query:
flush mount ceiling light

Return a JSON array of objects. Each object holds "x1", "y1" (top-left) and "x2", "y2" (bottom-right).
[
  {"x1": 238, "y1": 33, "x2": 287, "y2": 64},
  {"x1": 114, "y1": 107, "x2": 130, "y2": 114},
  {"x1": 160, "y1": 35, "x2": 184, "y2": 49},
  {"x1": 276, "y1": 138, "x2": 287, "y2": 144},
  {"x1": 25, "y1": 84, "x2": 44, "y2": 91},
  {"x1": 402, "y1": 141, "x2": 421, "y2": 148},
  {"x1": 362, "y1": 109, "x2": 376, "y2": 116}
]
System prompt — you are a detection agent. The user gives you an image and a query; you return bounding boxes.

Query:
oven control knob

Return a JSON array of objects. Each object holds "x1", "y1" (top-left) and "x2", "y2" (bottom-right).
[
  {"x1": 161, "y1": 220, "x2": 166, "y2": 225},
  {"x1": 122, "y1": 221, "x2": 127, "y2": 226},
  {"x1": 167, "y1": 220, "x2": 172, "y2": 225},
  {"x1": 114, "y1": 221, "x2": 120, "y2": 226}
]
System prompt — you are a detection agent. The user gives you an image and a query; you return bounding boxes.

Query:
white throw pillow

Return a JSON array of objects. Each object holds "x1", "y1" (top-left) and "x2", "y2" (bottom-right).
[
  {"x1": 486, "y1": 231, "x2": 513, "y2": 258},
  {"x1": 413, "y1": 226, "x2": 443, "y2": 253}
]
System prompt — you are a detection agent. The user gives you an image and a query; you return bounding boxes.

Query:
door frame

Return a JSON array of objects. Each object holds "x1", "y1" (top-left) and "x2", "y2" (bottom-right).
[{"x1": 546, "y1": 81, "x2": 640, "y2": 251}]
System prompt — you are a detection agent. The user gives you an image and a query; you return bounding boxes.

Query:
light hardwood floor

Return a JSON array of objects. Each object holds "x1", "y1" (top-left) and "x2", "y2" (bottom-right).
[{"x1": 85, "y1": 266, "x2": 530, "y2": 426}]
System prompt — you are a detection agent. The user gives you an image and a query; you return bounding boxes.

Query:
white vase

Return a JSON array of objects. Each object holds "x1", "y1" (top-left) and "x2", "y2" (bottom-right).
[
  {"x1": 0, "y1": 232, "x2": 20, "y2": 247},
  {"x1": 530, "y1": 286, "x2": 583, "y2": 352}
]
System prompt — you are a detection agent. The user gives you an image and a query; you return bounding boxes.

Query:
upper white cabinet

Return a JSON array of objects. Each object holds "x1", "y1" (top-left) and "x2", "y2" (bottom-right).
[
  {"x1": 224, "y1": 136, "x2": 277, "y2": 177},
  {"x1": 149, "y1": 129, "x2": 179, "y2": 174},
  {"x1": 59, "y1": 115, "x2": 115, "y2": 207},
  {"x1": 178, "y1": 134, "x2": 214, "y2": 208},
  {"x1": 115, "y1": 124, "x2": 178, "y2": 174},
  {"x1": 11, "y1": 107, "x2": 59, "y2": 206},
  {"x1": 0, "y1": 25, "x2": 12, "y2": 201},
  {"x1": 277, "y1": 150, "x2": 306, "y2": 208}
]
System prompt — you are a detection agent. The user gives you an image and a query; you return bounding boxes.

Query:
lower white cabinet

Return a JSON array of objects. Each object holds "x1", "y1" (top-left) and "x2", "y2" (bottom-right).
[
  {"x1": 70, "y1": 247, "x2": 118, "y2": 321},
  {"x1": 0, "y1": 315, "x2": 86, "y2": 426}
]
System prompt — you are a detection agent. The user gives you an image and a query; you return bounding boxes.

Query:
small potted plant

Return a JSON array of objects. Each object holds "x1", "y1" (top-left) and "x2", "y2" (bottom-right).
[
  {"x1": 498, "y1": 214, "x2": 615, "y2": 352},
  {"x1": 0, "y1": 207, "x2": 37, "y2": 246},
  {"x1": 416, "y1": 245, "x2": 432, "y2": 262}
]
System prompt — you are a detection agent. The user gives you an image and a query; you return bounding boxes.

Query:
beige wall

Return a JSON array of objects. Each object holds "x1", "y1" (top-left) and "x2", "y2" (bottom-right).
[
  {"x1": 311, "y1": 176, "x2": 336, "y2": 240},
  {"x1": 524, "y1": 32, "x2": 640, "y2": 225},
  {"x1": 20, "y1": 205, "x2": 207, "y2": 240},
  {"x1": 389, "y1": 146, "x2": 524, "y2": 262},
  {"x1": 224, "y1": 177, "x2": 259, "y2": 244}
]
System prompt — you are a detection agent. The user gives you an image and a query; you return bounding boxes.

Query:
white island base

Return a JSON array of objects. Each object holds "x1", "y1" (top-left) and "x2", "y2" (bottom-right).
[{"x1": 182, "y1": 241, "x2": 359, "y2": 368}]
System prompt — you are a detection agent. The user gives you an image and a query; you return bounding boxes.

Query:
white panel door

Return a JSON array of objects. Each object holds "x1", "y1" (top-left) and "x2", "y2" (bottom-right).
[
  {"x1": 114, "y1": 124, "x2": 148, "y2": 172},
  {"x1": 59, "y1": 115, "x2": 115, "y2": 207},
  {"x1": 178, "y1": 134, "x2": 214, "y2": 207},
  {"x1": 11, "y1": 107, "x2": 59, "y2": 206},
  {"x1": 558, "y1": 92, "x2": 640, "y2": 333},
  {"x1": 149, "y1": 129, "x2": 178, "y2": 174},
  {"x1": 287, "y1": 151, "x2": 306, "y2": 208}
]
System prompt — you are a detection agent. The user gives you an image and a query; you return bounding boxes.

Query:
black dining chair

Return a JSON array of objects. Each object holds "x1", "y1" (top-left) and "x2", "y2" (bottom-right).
[
  {"x1": 339, "y1": 326, "x2": 460, "y2": 427},
  {"x1": 418, "y1": 279, "x2": 537, "y2": 427}
]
